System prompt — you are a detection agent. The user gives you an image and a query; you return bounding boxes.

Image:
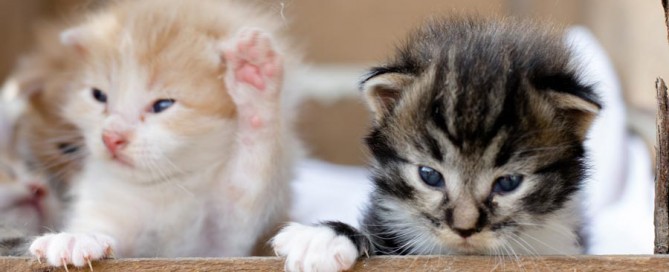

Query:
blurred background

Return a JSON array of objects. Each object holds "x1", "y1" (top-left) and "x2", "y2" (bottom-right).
[{"x1": 0, "y1": 0, "x2": 665, "y2": 165}]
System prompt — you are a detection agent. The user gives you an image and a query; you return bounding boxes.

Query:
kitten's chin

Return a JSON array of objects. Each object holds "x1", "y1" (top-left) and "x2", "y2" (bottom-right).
[{"x1": 108, "y1": 154, "x2": 135, "y2": 168}]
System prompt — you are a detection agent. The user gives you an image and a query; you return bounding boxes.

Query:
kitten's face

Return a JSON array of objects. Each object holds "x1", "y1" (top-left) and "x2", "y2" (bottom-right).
[
  {"x1": 20, "y1": 67, "x2": 86, "y2": 188},
  {"x1": 62, "y1": 17, "x2": 236, "y2": 184},
  {"x1": 362, "y1": 18, "x2": 599, "y2": 254}
]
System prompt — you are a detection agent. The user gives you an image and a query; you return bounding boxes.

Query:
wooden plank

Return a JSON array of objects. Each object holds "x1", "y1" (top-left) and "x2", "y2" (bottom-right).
[
  {"x1": 657, "y1": 0, "x2": 669, "y2": 255},
  {"x1": 657, "y1": 78, "x2": 669, "y2": 254},
  {"x1": 2, "y1": 256, "x2": 669, "y2": 272}
]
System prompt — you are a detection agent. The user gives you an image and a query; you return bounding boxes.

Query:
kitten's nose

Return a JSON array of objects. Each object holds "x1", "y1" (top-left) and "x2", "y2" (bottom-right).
[
  {"x1": 452, "y1": 227, "x2": 479, "y2": 238},
  {"x1": 102, "y1": 131, "x2": 128, "y2": 155},
  {"x1": 27, "y1": 182, "x2": 47, "y2": 200}
]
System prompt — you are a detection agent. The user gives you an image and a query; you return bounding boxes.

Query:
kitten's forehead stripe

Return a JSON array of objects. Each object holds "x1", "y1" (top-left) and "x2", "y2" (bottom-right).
[
  {"x1": 365, "y1": 127, "x2": 407, "y2": 165},
  {"x1": 420, "y1": 133, "x2": 443, "y2": 162},
  {"x1": 373, "y1": 168, "x2": 416, "y2": 201}
]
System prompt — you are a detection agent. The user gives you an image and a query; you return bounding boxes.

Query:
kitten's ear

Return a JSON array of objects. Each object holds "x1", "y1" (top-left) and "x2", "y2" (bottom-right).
[
  {"x1": 360, "y1": 71, "x2": 413, "y2": 120},
  {"x1": 60, "y1": 27, "x2": 90, "y2": 56},
  {"x1": 60, "y1": 14, "x2": 119, "y2": 56},
  {"x1": 548, "y1": 91, "x2": 601, "y2": 140}
]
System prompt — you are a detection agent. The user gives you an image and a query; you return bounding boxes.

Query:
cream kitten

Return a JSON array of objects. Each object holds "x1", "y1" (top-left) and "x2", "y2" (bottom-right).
[{"x1": 29, "y1": 0, "x2": 299, "y2": 268}]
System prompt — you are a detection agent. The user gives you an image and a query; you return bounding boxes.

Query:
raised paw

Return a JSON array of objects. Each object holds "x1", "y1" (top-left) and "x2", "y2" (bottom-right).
[
  {"x1": 29, "y1": 232, "x2": 116, "y2": 269},
  {"x1": 272, "y1": 223, "x2": 359, "y2": 272},
  {"x1": 222, "y1": 27, "x2": 283, "y2": 106}
]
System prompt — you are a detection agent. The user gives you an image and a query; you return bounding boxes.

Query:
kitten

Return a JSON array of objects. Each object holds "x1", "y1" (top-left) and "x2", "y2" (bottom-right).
[
  {"x1": 0, "y1": 22, "x2": 86, "y2": 256},
  {"x1": 10, "y1": 22, "x2": 86, "y2": 199},
  {"x1": 0, "y1": 65, "x2": 66, "y2": 255},
  {"x1": 28, "y1": 0, "x2": 299, "y2": 268},
  {"x1": 273, "y1": 16, "x2": 601, "y2": 271}
]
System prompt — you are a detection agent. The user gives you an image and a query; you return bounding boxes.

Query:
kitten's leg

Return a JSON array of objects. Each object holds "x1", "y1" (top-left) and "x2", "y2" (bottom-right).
[
  {"x1": 272, "y1": 222, "x2": 372, "y2": 272},
  {"x1": 219, "y1": 28, "x2": 290, "y2": 255},
  {"x1": 29, "y1": 232, "x2": 115, "y2": 269}
]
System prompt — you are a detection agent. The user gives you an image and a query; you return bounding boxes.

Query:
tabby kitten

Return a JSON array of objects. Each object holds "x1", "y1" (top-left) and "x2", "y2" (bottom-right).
[{"x1": 273, "y1": 17, "x2": 601, "y2": 271}]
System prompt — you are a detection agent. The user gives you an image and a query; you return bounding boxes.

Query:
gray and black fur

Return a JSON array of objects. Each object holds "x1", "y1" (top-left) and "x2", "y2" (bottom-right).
[
  {"x1": 323, "y1": 16, "x2": 600, "y2": 257},
  {"x1": 0, "y1": 226, "x2": 31, "y2": 256}
]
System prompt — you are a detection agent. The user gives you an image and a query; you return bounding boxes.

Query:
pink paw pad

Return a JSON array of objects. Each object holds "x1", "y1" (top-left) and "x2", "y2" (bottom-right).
[{"x1": 224, "y1": 29, "x2": 282, "y2": 92}]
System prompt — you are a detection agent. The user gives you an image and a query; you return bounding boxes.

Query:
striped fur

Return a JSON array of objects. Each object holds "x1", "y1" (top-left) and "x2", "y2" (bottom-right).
[
  {"x1": 273, "y1": 17, "x2": 602, "y2": 268},
  {"x1": 357, "y1": 16, "x2": 600, "y2": 256}
]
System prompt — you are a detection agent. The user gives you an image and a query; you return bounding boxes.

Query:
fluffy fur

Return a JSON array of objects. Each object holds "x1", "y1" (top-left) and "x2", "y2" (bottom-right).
[
  {"x1": 0, "y1": 157, "x2": 61, "y2": 240},
  {"x1": 273, "y1": 16, "x2": 601, "y2": 271},
  {"x1": 0, "y1": 103, "x2": 62, "y2": 257},
  {"x1": 0, "y1": 22, "x2": 88, "y2": 256},
  {"x1": 12, "y1": 22, "x2": 86, "y2": 199},
  {"x1": 28, "y1": 0, "x2": 299, "y2": 267}
]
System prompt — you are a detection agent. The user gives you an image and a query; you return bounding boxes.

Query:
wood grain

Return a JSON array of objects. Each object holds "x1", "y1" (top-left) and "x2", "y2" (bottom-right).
[
  {"x1": 656, "y1": 0, "x2": 669, "y2": 255},
  {"x1": 2, "y1": 256, "x2": 669, "y2": 272},
  {"x1": 656, "y1": 78, "x2": 669, "y2": 254}
]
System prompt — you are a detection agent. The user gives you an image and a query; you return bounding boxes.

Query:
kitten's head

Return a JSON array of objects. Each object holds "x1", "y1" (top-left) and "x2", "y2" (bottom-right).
[
  {"x1": 9, "y1": 22, "x2": 86, "y2": 189},
  {"x1": 59, "y1": 1, "x2": 245, "y2": 184},
  {"x1": 361, "y1": 17, "x2": 600, "y2": 254}
]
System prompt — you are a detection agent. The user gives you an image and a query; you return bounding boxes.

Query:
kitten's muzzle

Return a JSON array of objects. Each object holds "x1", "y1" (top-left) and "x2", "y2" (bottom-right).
[{"x1": 452, "y1": 227, "x2": 480, "y2": 238}]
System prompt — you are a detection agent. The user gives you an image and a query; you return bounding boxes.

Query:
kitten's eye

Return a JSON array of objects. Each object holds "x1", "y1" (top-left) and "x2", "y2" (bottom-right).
[
  {"x1": 493, "y1": 175, "x2": 523, "y2": 194},
  {"x1": 151, "y1": 99, "x2": 176, "y2": 113},
  {"x1": 92, "y1": 88, "x2": 107, "y2": 103},
  {"x1": 57, "y1": 142, "x2": 79, "y2": 155},
  {"x1": 418, "y1": 166, "x2": 444, "y2": 187}
]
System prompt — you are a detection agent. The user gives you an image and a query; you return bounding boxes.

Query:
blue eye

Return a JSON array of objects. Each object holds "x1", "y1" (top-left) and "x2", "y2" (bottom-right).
[
  {"x1": 493, "y1": 175, "x2": 523, "y2": 194},
  {"x1": 92, "y1": 88, "x2": 107, "y2": 103},
  {"x1": 418, "y1": 166, "x2": 444, "y2": 188},
  {"x1": 151, "y1": 99, "x2": 175, "y2": 113}
]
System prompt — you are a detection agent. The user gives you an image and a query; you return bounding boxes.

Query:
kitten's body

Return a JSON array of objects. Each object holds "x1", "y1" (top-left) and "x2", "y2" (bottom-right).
[
  {"x1": 273, "y1": 17, "x2": 600, "y2": 271},
  {"x1": 29, "y1": 0, "x2": 299, "y2": 267}
]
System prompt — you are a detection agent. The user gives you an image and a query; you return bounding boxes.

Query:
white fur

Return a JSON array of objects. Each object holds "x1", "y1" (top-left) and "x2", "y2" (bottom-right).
[
  {"x1": 272, "y1": 223, "x2": 359, "y2": 272},
  {"x1": 29, "y1": 233, "x2": 114, "y2": 267},
  {"x1": 0, "y1": 76, "x2": 62, "y2": 236}
]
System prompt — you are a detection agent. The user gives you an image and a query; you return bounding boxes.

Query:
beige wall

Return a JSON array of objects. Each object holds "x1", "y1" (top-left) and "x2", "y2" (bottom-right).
[
  {"x1": 288, "y1": 0, "x2": 506, "y2": 63},
  {"x1": 584, "y1": 0, "x2": 669, "y2": 110},
  {"x1": 1, "y1": 1, "x2": 666, "y2": 165},
  {"x1": 0, "y1": 0, "x2": 42, "y2": 80}
]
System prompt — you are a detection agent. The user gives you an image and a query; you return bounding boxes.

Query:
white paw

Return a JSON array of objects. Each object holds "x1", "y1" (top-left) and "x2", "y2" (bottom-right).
[
  {"x1": 29, "y1": 232, "x2": 116, "y2": 268},
  {"x1": 272, "y1": 223, "x2": 359, "y2": 272}
]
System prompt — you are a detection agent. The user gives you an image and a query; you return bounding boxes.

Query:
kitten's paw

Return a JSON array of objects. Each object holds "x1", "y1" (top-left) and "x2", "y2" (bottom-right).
[
  {"x1": 223, "y1": 27, "x2": 283, "y2": 106},
  {"x1": 272, "y1": 223, "x2": 359, "y2": 272},
  {"x1": 29, "y1": 232, "x2": 115, "y2": 269}
]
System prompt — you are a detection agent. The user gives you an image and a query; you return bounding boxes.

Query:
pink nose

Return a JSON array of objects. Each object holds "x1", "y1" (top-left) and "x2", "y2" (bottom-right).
[
  {"x1": 27, "y1": 183, "x2": 47, "y2": 199},
  {"x1": 102, "y1": 131, "x2": 128, "y2": 155}
]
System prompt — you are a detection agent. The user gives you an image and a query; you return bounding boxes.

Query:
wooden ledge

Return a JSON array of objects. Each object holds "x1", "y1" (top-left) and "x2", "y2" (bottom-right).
[{"x1": 1, "y1": 255, "x2": 668, "y2": 271}]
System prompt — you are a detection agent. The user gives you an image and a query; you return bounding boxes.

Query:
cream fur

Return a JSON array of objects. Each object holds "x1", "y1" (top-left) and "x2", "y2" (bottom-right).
[{"x1": 29, "y1": 0, "x2": 299, "y2": 266}]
